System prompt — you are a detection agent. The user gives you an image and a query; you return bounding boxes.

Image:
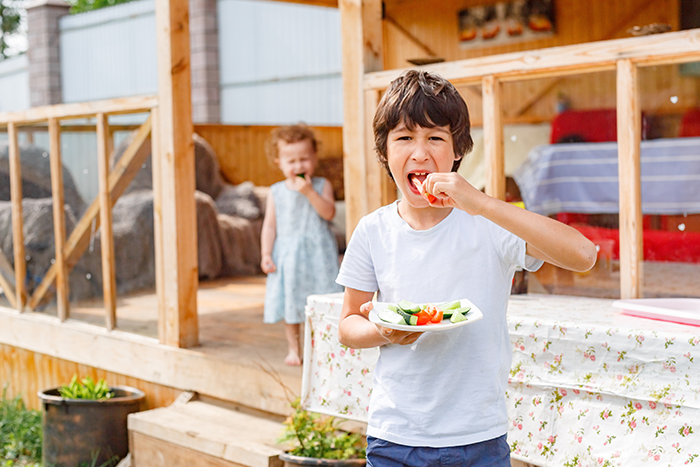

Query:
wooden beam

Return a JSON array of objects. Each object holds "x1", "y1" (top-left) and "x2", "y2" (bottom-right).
[
  {"x1": 340, "y1": 0, "x2": 384, "y2": 237},
  {"x1": 48, "y1": 118, "x2": 69, "y2": 320},
  {"x1": 0, "y1": 252, "x2": 17, "y2": 309},
  {"x1": 364, "y1": 28, "x2": 700, "y2": 91},
  {"x1": 364, "y1": 89, "x2": 381, "y2": 213},
  {"x1": 384, "y1": 14, "x2": 439, "y2": 58},
  {"x1": 28, "y1": 118, "x2": 153, "y2": 310},
  {"x1": 482, "y1": 75, "x2": 505, "y2": 201},
  {"x1": 7, "y1": 123, "x2": 26, "y2": 312},
  {"x1": 616, "y1": 59, "x2": 643, "y2": 299},
  {"x1": 155, "y1": 0, "x2": 199, "y2": 348},
  {"x1": 0, "y1": 96, "x2": 158, "y2": 127},
  {"x1": 96, "y1": 113, "x2": 117, "y2": 329},
  {"x1": 150, "y1": 107, "x2": 167, "y2": 343}
]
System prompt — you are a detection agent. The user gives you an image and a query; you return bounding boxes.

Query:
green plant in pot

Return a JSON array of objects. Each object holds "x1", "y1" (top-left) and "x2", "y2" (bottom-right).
[
  {"x1": 38, "y1": 375, "x2": 145, "y2": 467},
  {"x1": 277, "y1": 397, "x2": 366, "y2": 466}
]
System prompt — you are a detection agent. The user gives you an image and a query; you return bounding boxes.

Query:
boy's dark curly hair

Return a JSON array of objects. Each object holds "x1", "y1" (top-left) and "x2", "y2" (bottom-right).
[{"x1": 373, "y1": 70, "x2": 474, "y2": 178}]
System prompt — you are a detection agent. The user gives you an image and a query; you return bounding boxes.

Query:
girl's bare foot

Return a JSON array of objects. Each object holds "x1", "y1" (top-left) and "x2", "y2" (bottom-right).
[{"x1": 284, "y1": 350, "x2": 302, "y2": 366}]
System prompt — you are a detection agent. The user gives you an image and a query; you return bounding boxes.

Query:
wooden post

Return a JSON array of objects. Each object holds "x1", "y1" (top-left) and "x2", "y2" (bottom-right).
[
  {"x1": 482, "y1": 75, "x2": 505, "y2": 200},
  {"x1": 340, "y1": 0, "x2": 383, "y2": 237},
  {"x1": 48, "y1": 118, "x2": 69, "y2": 320},
  {"x1": 96, "y1": 113, "x2": 117, "y2": 329},
  {"x1": 616, "y1": 59, "x2": 643, "y2": 299},
  {"x1": 7, "y1": 122, "x2": 26, "y2": 312},
  {"x1": 150, "y1": 107, "x2": 167, "y2": 342},
  {"x1": 155, "y1": 0, "x2": 199, "y2": 347}
]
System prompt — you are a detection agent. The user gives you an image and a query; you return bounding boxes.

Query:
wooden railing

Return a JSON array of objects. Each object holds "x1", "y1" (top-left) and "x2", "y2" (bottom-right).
[
  {"x1": 0, "y1": 96, "x2": 157, "y2": 328},
  {"x1": 346, "y1": 28, "x2": 700, "y2": 299}
]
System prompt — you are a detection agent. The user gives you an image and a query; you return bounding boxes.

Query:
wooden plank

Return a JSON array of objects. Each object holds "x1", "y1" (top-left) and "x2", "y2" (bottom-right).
[
  {"x1": 364, "y1": 28, "x2": 700, "y2": 91},
  {"x1": 482, "y1": 75, "x2": 505, "y2": 201},
  {"x1": 7, "y1": 123, "x2": 26, "y2": 312},
  {"x1": 0, "y1": 342, "x2": 183, "y2": 411},
  {"x1": 96, "y1": 113, "x2": 117, "y2": 329},
  {"x1": 155, "y1": 0, "x2": 199, "y2": 348},
  {"x1": 0, "y1": 252, "x2": 17, "y2": 309},
  {"x1": 129, "y1": 432, "x2": 254, "y2": 467},
  {"x1": 616, "y1": 59, "x2": 643, "y2": 299},
  {"x1": 340, "y1": 0, "x2": 384, "y2": 237},
  {"x1": 48, "y1": 118, "x2": 69, "y2": 321},
  {"x1": 0, "y1": 96, "x2": 158, "y2": 126},
  {"x1": 364, "y1": 89, "x2": 384, "y2": 213},
  {"x1": 28, "y1": 118, "x2": 153, "y2": 310},
  {"x1": 151, "y1": 108, "x2": 167, "y2": 343},
  {"x1": 128, "y1": 402, "x2": 284, "y2": 467}
]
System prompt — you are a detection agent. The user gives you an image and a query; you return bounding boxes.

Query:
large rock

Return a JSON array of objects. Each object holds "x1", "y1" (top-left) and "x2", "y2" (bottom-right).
[
  {"x1": 0, "y1": 144, "x2": 86, "y2": 217},
  {"x1": 114, "y1": 133, "x2": 226, "y2": 200},
  {"x1": 215, "y1": 181, "x2": 262, "y2": 220},
  {"x1": 0, "y1": 198, "x2": 103, "y2": 305}
]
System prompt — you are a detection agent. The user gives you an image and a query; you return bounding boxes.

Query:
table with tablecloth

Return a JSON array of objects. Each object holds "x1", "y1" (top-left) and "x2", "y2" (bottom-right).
[
  {"x1": 301, "y1": 293, "x2": 700, "y2": 466},
  {"x1": 512, "y1": 137, "x2": 700, "y2": 216}
]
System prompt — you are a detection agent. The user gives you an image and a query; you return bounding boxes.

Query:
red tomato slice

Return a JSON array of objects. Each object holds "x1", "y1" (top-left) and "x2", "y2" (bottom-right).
[
  {"x1": 416, "y1": 311, "x2": 432, "y2": 326},
  {"x1": 430, "y1": 311, "x2": 443, "y2": 323}
]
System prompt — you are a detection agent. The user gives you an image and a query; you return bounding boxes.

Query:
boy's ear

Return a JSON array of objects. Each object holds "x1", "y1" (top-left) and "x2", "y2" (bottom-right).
[{"x1": 454, "y1": 154, "x2": 463, "y2": 161}]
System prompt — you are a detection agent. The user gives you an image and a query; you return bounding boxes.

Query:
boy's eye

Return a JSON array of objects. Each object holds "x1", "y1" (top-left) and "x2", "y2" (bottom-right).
[
  {"x1": 429, "y1": 136, "x2": 445, "y2": 141},
  {"x1": 397, "y1": 136, "x2": 411, "y2": 141}
]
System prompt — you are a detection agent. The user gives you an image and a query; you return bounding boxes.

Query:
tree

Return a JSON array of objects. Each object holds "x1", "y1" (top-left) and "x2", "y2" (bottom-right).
[
  {"x1": 0, "y1": 0, "x2": 21, "y2": 59},
  {"x1": 69, "y1": 0, "x2": 135, "y2": 14}
]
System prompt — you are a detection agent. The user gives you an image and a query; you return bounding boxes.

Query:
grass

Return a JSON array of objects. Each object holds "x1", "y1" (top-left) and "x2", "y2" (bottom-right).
[{"x1": 0, "y1": 385, "x2": 42, "y2": 467}]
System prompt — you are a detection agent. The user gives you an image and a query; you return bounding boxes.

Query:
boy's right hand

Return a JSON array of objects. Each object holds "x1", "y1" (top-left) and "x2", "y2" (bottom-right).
[
  {"x1": 359, "y1": 301, "x2": 422, "y2": 346},
  {"x1": 261, "y1": 255, "x2": 276, "y2": 274}
]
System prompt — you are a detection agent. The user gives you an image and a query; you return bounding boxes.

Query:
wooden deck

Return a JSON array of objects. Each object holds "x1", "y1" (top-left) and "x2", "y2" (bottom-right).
[{"x1": 0, "y1": 275, "x2": 303, "y2": 416}]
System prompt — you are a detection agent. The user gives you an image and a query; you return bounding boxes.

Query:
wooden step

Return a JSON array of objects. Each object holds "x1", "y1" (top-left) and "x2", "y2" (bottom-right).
[{"x1": 128, "y1": 398, "x2": 286, "y2": 467}]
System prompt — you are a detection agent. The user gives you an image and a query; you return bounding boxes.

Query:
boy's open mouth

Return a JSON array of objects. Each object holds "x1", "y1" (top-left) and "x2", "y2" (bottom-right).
[{"x1": 408, "y1": 172, "x2": 430, "y2": 194}]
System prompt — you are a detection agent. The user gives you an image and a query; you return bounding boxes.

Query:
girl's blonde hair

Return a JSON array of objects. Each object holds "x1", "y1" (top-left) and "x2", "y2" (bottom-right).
[{"x1": 265, "y1": 123, "x2": 319, "y2": 166}]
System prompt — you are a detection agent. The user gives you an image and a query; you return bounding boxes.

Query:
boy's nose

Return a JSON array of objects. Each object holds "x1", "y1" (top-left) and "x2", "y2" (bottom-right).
[{"x1": 410, "y1": 145, "x2": 430, "y2": 162}]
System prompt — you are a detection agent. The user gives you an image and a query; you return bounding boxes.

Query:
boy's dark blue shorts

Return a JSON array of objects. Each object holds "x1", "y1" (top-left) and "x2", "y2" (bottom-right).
[{"x1": 366, "y1": 435, "x2": 511, "y2": 467}]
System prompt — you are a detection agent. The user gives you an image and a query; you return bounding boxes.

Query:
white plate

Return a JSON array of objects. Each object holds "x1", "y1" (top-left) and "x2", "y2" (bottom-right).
[
  {"x1": 612, "y1": 298, "x2": 700, "y2": 327},
  {"x1": 368, "y1": 299, "x2": 483, "y2": 332}
]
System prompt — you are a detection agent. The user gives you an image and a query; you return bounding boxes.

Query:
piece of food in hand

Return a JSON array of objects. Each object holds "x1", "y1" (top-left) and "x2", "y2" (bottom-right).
[
  {"x1": 296, "y1": 173, "x2": 306, "y2": 178},
  {"x1": 412, "y1": 178, "x2": 437, "y2": 203}
]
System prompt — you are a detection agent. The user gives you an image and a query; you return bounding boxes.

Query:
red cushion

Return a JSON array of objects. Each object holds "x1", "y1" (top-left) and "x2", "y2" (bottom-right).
[
  {"x1": 679, "y1": 108, "x2": 700, "y2": 137},
  {"x1": 570, "y1": 225, "x2": 700, "y2": 263},
  {"x1": 550, "y1": 109, "x2": 648, "y2": 144}
]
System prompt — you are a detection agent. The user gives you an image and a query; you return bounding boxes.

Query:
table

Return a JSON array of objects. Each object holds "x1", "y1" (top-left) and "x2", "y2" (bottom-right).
[
  {"x1": 512, "y1": 137, "x2": 700, "y2": 216},
  {"x1": 302, "y1": 293, "x2": 700, "y2": 466}
]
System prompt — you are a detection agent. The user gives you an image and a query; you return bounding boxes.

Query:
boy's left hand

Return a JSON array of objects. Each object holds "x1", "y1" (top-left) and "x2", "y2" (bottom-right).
[{"x1": 420, "y1": 172, "x2": 490, "y2": 216}]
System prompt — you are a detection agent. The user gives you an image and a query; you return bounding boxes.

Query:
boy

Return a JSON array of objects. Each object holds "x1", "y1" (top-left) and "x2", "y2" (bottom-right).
[{"x1": 336, "y1": 70, "x2": 596, "y2": 466}]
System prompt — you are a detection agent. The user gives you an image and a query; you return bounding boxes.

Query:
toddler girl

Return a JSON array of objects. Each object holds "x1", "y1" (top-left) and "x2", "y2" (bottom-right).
[{"x1": 260, "y1": 124, "x2": 342, "y2": 365}]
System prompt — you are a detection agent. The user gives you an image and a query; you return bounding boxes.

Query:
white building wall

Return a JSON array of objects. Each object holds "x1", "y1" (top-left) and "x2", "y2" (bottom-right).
[
  {"x1": 218, "y1": 0, "x2": 343, "y2": 125},
  {"x1": 0, "y1": 55, "x2": 30, "y2": 112},
  {"x1": 60, "y1": 0, "x2": 158, "y2": 103}
]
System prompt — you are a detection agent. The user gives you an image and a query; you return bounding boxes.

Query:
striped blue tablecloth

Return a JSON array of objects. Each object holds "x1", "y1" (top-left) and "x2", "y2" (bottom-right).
[{"x1": 513, "y1": 137, "x2": 700, "y2": 216}]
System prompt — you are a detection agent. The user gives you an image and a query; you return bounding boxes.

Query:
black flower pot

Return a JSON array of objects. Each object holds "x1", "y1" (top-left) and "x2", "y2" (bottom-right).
[{"x1": 38, "y1": 385, "x2": 145, "y2": 467}]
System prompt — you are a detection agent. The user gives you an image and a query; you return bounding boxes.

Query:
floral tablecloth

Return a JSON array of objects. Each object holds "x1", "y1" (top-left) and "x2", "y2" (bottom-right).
[{"x1": 301, "y1": 293, "x2": 700, "y2": 466}]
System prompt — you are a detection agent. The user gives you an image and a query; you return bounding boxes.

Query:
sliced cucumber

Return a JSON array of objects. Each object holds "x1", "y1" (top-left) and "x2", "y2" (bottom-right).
[
  {"x1": 450, "y1": 311, "x2": 468, "y2": 323},
  {"x1": 394, "y1": 308, "x2": 418, "y2": 325},
  {"x1": 438, "y1": 300, "x2": 462, "y2": 311},
  {"x1": 387, "y1": 304, "x2": 398, "y2": 312},
  {"x1": 378, "y1": 309, "x2": 405, "y2": 325},
  {"x1": 397, "y1": 300, "x2": 421, "y2": 313}
]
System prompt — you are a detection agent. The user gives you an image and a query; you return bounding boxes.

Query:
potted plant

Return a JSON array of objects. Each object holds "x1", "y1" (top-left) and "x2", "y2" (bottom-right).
[
  {"x1": 277, "y1": 397, "x2": 366, "y2": 466},
  {"x1": 38, "y1": 375, "x2": 145, "y2": 467},
  {"x1": 256, "y1": 361, "x2": 366, "y2": 467}
]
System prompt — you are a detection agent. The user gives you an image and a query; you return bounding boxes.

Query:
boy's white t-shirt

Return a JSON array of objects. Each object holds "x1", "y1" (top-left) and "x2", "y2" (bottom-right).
[{"x1": 336, "y1": 201, "x2": 542, "y2": 448}]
